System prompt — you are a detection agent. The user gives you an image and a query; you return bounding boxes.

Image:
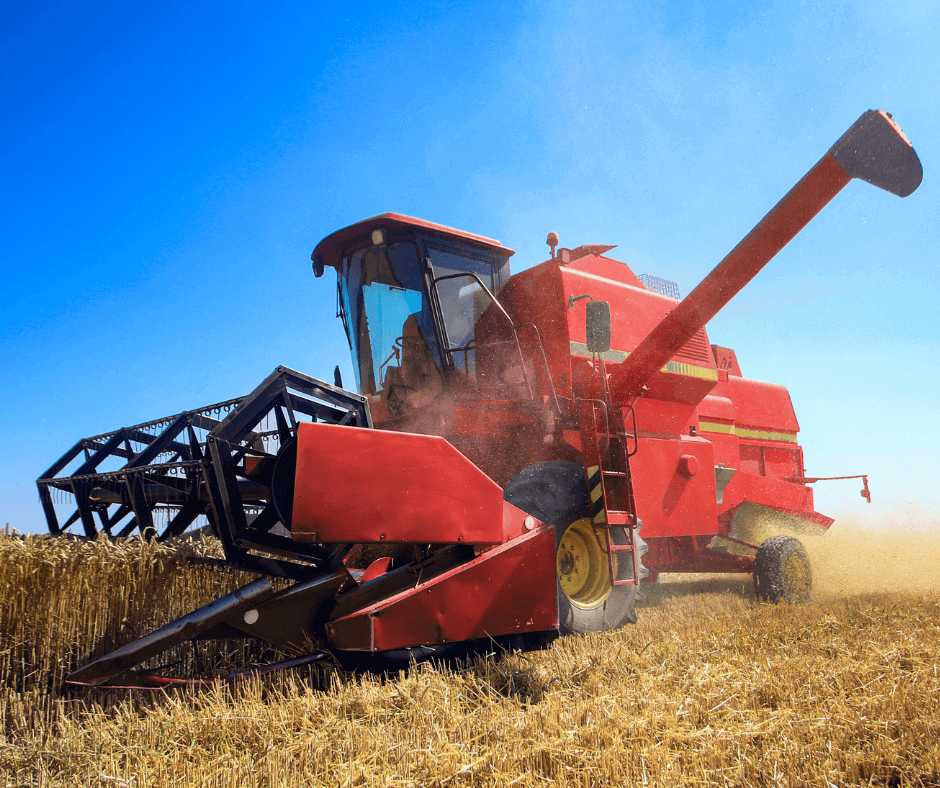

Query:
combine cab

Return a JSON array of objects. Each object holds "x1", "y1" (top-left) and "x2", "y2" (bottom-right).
[{"x1": 40, "y1": 110, "x2": 922, "y2": 686}]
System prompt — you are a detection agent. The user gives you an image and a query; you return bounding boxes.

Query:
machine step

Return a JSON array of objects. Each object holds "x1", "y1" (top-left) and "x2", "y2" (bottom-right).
[
  {"x1": 603, "y1": 510, "x2": 634, "y2": 526},
  {"x1": 605, "y1": 543, "x2": 636, "y2": 554},
  {"x1": 579, "y1": 398, "x2": 641, "y2": 589},
  {"x1": 592, "y1": 521, "x2": 641, "y2": 587}
]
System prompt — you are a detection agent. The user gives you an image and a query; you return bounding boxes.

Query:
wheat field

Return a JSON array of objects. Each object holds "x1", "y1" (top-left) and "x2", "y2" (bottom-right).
[{"x1": 1, "y1": 506, "x2": 939, "y2": 787}]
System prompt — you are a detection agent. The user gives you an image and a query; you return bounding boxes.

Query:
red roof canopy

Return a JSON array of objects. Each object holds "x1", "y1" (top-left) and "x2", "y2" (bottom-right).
[{"x1": 312, "y1": 212, "x2": 514, "y2": 271}]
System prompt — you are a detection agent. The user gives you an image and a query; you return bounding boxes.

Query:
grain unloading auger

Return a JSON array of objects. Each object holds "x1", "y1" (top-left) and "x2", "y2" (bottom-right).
[{"x1": 46, "y1": 110, "x2": 921, "y2": 687}]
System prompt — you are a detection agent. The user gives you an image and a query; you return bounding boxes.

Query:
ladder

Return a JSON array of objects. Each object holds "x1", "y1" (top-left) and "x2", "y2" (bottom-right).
[{"x1": 579, "y1": 398, "x2": 641, "y2": 587}]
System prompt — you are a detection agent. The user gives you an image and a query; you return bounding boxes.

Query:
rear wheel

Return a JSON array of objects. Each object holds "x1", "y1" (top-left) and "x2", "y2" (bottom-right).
[
  {"x1": 753, "y1": 534, "x2": 812, "y2": 603},
  {"x1": 504, "y1": 461, "x2": 646, "y2": 635}
]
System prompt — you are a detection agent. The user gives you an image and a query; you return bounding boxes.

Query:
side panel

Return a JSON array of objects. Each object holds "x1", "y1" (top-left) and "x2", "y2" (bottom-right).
[
  {"x1": 326, "y1": 526, "x2": 558, "y2": 651},
  {"x1": 696, "y1": 393, "x2": 740, "y2": 468},
  {"x1": 291, "y1": 422, "x2": 504, "y2": 544},
  {"x1": 720, "y1": 376, "x2": 799, "y2": 435},
  {"x1": 562, "y1": 267, "x2": 719, "y2": 407},
  {"x1": 630, "y1": 436, "x2": 718, "y2": 538},
  {"x1": 633, "y1": 397, "x2": 697, "y2": 437},
  {"x1": 720, "y1": 472, "x2": 831, "y2": 529}
]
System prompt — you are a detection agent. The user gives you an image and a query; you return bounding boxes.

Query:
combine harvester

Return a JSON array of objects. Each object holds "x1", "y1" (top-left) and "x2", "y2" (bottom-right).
[{"x1": 38, "y1": 110, "x2": 922, "y2": 686}]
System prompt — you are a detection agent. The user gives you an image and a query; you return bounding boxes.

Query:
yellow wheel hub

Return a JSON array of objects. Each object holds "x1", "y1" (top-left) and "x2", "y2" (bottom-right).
[{"x1": 556, "y1": 518, "x2": 614, "y2": 608}]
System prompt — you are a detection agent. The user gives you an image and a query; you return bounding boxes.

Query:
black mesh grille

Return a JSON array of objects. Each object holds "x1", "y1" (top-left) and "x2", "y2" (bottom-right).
[{"x1": 637, "y1": 274, "x2": 680, "y2": 299}]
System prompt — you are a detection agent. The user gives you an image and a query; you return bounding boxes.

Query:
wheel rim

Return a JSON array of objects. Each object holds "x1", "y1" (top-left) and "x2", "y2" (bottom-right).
[{"x1": 556, "y1": 518, "x2": 613, "y2": 608}]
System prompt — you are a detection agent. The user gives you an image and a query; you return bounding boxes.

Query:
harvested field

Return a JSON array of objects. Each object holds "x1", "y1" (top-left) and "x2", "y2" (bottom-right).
[{"x1": 1, "y1": 509, "x2": 939, "y2": 787}]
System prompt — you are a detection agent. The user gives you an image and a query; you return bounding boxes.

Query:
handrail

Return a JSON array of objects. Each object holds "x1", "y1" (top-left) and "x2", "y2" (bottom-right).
[{"x1": 427, "y1": 271, "x2": 534, "y2": 400}]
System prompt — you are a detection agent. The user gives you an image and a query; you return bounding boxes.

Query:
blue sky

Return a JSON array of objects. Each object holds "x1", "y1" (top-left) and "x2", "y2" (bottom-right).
[{"x1": 2, "y1": 0, "x2": 938, "y2": 532}]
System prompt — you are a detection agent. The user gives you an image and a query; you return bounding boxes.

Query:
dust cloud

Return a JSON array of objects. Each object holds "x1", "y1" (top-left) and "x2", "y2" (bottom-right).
[
  {"x1": 802, "y1": 497, "x2": 940, "y2": 599},
  {"x1": 651, "y1": 497, "x2": 940, "y2": 603}
]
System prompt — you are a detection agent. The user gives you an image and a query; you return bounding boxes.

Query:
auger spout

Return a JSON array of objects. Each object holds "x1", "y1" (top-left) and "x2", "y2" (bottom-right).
[{"x1": 608, "y1": 110, "x2": 922, "y2": 403}]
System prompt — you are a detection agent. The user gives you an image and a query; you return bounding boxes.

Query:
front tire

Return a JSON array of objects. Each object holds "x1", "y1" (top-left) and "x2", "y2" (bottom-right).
[
  {"x1": 753, "y1": 534, "x2": 812, "y2": 603},
  {"x1": 504, "y1": 461, "x2": 646, "y2": 635}
]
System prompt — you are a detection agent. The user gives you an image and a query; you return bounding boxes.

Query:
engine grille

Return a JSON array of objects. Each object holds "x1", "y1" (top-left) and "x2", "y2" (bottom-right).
[{"x1": 674, "y1": 328, "x2": 713, "y2": 365}]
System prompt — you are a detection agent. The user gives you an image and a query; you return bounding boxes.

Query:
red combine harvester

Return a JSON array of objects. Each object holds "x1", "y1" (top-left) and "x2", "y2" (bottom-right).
[{"x1": 39, "y1": 111, "x2": 922, "y2": 686}]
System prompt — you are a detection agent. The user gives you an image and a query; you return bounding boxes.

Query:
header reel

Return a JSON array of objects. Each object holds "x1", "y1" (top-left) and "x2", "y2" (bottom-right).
[{"x1": 37, "y1": 367, "x2": 371, "y2": 579}]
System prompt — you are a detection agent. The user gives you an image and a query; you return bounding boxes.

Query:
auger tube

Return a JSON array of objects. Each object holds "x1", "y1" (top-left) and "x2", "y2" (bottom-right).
[{"x1": 608, "y1": 109, "x2": 922, "y2": 403}]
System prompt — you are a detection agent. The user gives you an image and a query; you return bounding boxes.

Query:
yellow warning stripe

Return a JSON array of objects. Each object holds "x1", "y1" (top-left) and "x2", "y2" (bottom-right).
[
  {"x1": 569, "y1": 340, "x2": 718, "y2": 381},
  {"x1": 569, "y1": 341, "x2": 627, "y2": 363},
  {"x1": 737, "y1": 427, "x2": 798, "y2": 444},
  {"x1": 586, "y1": 465, "x2": 607, "y2": 524},
  {"x1": 698, "y1": 420, "x2": 735, "y2": 434},
  {"x1": 699, "y1": 420, "x2": 798, "y2": 444},
  {"x1": 663, "y1": 360, "x2": 718, "y2": 381}
]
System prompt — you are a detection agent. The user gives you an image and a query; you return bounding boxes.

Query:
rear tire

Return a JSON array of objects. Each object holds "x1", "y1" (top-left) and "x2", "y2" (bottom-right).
[
  {"x1": 504, "y1": 461, "x2": 646, "y2": 635},
  {"x1": 753, "y1": 534, "x2": 812, "y2": 603}
]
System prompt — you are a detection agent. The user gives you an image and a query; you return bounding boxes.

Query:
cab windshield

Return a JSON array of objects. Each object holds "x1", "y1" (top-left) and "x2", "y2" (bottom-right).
[{"x1": 337, "y1": 237, "x2": 507, "y2": 402}]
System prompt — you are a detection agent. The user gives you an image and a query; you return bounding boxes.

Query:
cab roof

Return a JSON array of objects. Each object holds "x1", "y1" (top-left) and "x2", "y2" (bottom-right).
[{"x1": 312, "y1": 213, "x2": 515, "y2": 271}]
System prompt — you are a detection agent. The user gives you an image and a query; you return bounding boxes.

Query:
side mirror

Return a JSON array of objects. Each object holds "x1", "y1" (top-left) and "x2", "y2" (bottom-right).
[
  {"x1": 586, "y1": 301, "x2": 611, "y2": 353},
  {"x1": 312, "y1": 255, "x2": 325, "y2": 278}
]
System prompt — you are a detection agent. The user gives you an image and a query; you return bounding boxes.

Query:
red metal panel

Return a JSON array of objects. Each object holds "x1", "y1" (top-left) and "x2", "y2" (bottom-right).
[
  {"x1": 502, "y1": 501, "x2": 542, "y2": 541},
  {"x1": 562, "y1": 268, "x2": 677, "y2": 358},
  {"x1": 291, "y1": 422, "x2": 504, "y2": 545},
  {"x1": 326, "y1": 526, "x2": 558, "y2": 652},
  {"x1": 633, "y1": 398, "x2": 698, "y2": 437},
  {"x1": 739, "y1": 445, "x2": 763, "y2": 476},
  {"x1": 639, "y1": 369, "x2": 718, "y2": 407},
  {"x1": 630, "y1": 437, "x2": 718, "y2": 538},
  {"x1": 696, "y1": 394, "x2": 740, "y2": 467},
  {"x1": 698, "y1": 394, "x2": 736, "y2": 422},
  {"x1": 720, "y1": 376, "x2": 799, "y2": 433},
  {"x1": 644, "y1": 533, "x2": 756, "y2": 575},
  {"x1": 763, "y1": 446, "x2": 801, "y2": 480},
  {"x1": 478, "y1": 254, "x2": 721, "y2": 409},
  {"x1": 313, "y1": 212, "x2": 514, "y2": 272},
  {"x1": 562, "y1": 251, "x2": 646, "y2": 287},
  {"x1": 720, "y1": 471, "x2": 831, "y2": 529},
  {"x1": 711, "y1": 345, "x2": 742, "y2": 376},
  {"x1": 702, "y1": 431, "x2": 739, "y2": 469},
  {"x1": 562, "y1": 267, "x2": 719, "y2": 407}
]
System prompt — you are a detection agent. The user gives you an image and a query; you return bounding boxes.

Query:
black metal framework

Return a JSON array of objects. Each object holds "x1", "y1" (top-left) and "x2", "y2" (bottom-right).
[{"x1": 37, "y1": 367, "x2": 372, "y2": 578}]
